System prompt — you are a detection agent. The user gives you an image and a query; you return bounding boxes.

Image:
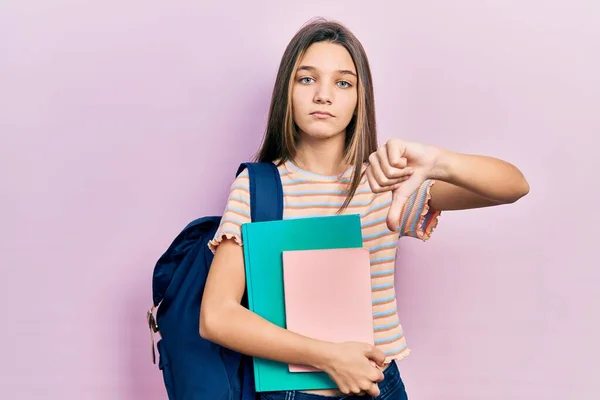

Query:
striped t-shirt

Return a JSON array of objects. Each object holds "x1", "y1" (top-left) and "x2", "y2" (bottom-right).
[{"x1": 208, "y1": 159, "x2": 440, "y2": 363}]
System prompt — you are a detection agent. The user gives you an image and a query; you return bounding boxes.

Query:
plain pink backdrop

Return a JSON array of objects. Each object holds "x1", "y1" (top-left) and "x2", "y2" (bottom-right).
[{"x1": 1, "y1": 1, "x2": 599, "y2": 399}]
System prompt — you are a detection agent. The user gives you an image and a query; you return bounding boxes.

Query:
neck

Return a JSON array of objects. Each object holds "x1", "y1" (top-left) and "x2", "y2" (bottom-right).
[{"x1": 294, "y1": 132, "x2": 348, "y2": 176}]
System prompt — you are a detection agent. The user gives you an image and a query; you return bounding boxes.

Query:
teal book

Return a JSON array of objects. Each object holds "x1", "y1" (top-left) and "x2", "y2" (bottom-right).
[{"x1": 241, "y1": 214, "x2": 364, "y2": 392}]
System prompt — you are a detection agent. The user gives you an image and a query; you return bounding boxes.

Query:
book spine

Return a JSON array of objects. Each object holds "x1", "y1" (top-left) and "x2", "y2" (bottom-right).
[{"x1": 240, "y1": 224, "x2": 261, "y2": 391}]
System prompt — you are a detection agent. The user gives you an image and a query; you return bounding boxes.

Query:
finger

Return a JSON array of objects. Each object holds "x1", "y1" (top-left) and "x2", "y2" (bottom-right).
[
  {"x1": 390, "y1": 175, "x2": 412, "y2": 188},
  {"x1": 366, "y1": 161, "x2": 383, "y2": 193},
  {"x1": 376, "y1": 174, "x2": 413, "y2": 192},
  {"x1": 377, "y1": 147, "x2": 411, "y2": 180},
  {"x1": 366, "y1": 382, "x2": 381, "y2": 397},
  {"x1": 365, "y1": 345, "x2": 387, "y2": 367},
  {"x1": 369, "y1": 367, "x2": 385, "y2": 383},
  {"x1": 370, "y1": 154, "x2": 412, "y2": 190},
  {"x1": 358, "y1": 380, "x2": 375, "y2": 397},
  {"x1": 388, "y1": 188, "x2": 408, "y2": 232},
  {"x1": 369, "y1": 173, "x2": 412, "y2": 194},
  {"x1": 387, "y1": 175, "x2": 424, "y2": 231},
  {"x1": 367, "y1": 155, "x2": 413, "y2": 194},
  {"x1": 386, "y1": 139, "x2": 407, "y2": 169},
  {"x1": 368, "y1": 156, "x2": 395, "y2": 191}
]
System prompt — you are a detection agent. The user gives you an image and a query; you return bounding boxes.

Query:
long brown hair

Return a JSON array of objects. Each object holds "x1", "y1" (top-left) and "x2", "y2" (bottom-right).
[{"x1": 254, "y1": 18, "x2": 378, "y2": 211}]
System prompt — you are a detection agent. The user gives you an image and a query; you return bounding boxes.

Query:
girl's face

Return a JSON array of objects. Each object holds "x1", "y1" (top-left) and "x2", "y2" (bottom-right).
[{"x1": 291, "y1": 41, "x2": 358, "y2": 142}]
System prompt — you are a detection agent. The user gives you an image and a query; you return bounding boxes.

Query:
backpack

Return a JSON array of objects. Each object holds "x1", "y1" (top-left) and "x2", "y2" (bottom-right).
[{"x1": 147, "y1": 162, "x2": 284, "y2": 400}]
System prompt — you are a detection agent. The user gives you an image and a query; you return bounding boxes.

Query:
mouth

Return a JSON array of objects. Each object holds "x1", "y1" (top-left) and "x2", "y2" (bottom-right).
[{"x1": 310, "y1": 111, "x2": 335, "y2": 118}]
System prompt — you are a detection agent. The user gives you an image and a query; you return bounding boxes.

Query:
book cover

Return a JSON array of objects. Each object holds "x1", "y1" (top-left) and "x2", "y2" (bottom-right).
[
  {"x1": 241, "y1": 214, "x2": 363, "y2": 392},
  {"x1": 282, "y1": 248, "x2": 374, "y2": 373}
]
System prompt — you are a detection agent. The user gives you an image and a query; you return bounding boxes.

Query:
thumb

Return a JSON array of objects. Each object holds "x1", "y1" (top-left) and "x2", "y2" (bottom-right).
[
  {"x1": 387, "y1": 174, "x2": 425, "y2": 232},
  {"x1": 365, "y1": 345, "x2": 386, "y2": 367},
  {"x1": 387, "y1": 188, "x2": 408, "y2": 232}
]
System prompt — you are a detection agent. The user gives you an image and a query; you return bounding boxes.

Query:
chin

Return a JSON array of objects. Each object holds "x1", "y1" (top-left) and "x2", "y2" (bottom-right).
[{"x1": 298, "y1": 126, "x2": 345, "y2": 141}]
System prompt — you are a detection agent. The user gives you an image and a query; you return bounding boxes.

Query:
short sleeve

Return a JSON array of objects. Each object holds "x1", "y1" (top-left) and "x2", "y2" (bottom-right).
[
  {"x1": 398, "y1": 179, "x2": 441, "y2": 241},
  {"x1": 208, "y1": 170, "x2": 252, "y2": 253}
]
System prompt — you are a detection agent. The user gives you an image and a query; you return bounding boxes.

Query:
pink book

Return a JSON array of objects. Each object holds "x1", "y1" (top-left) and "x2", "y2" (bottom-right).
[{"x1": 282, "y1": 248, "x2": 374, "y2": 372}]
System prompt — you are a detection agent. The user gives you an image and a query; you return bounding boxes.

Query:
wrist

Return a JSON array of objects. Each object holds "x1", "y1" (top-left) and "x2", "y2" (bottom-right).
[
  {"x1": 310, "y1": 340, "x2": 336, "y2": 371},
  {"x1": 429, "y1": 148, "x2": 458, "y2": 182}
]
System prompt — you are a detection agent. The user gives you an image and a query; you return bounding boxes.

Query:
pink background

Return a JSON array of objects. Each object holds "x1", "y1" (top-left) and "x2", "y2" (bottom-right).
[{"x1": 1, "y1": 1, "x2": 598, "y2": 399}]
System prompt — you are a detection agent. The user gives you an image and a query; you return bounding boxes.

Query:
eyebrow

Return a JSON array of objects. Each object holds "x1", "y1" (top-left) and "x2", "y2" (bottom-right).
[{"x1": 297, "y1": 65, "x2": 357, "y2": 77}]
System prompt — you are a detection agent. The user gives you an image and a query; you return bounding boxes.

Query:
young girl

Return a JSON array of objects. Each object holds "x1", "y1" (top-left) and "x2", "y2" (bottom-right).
[{"x1": 200, "y1": 18, "x2": 529, "y2": 400}]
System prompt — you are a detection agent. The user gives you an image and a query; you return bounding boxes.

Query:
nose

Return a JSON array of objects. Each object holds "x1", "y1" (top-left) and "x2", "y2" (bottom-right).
[{"x1": 313, "y1": 82, "x2": 333, "y2": 105}]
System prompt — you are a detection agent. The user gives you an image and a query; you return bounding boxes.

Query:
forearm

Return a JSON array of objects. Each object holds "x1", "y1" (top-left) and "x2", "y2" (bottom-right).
[
  {"x1": 431, "y1": 150, "x2": 530, "y2": 203},
  {"x1": 200, "y1": 302, "x2": 331, "y2": 370}
]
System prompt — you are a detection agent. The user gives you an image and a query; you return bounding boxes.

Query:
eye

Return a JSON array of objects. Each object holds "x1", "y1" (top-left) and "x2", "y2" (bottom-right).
[
  {"x1": 337, "y1": 80, "x2": 353, "y2": 89},
  {"x1": 299, "y1": 77, "x2": 315, "y2": 84}
]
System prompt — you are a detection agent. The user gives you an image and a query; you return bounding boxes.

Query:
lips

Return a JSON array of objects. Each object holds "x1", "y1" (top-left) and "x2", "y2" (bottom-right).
[{"x1": 310, "y1": 111, "x2": 334, "y2": 118}]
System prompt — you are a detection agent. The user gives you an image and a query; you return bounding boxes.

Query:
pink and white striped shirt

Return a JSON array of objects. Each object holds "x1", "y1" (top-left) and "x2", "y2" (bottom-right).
[{"x1": 208, "y1": 159, "x2": 440, "y2": 363}]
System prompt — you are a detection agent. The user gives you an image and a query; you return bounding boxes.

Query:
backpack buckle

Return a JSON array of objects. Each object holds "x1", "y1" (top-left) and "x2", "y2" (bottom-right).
[
  {"x1": 147, "y1": 307, "x2": 159, "y2": 333},
  {"x1": 146, "y1": 307, "x2": 159, "y2": 364}
]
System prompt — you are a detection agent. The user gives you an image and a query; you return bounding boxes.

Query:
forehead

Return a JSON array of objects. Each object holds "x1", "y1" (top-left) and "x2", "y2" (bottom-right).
[{"x1": 297, "y1": 42, "x2": 356, "y2": 73}]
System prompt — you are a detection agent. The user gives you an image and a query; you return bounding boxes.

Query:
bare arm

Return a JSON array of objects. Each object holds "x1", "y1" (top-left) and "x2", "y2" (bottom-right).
[
  {"x1": 366, "y1": 139, "x2": 530, "y2": 229},
  {"x1": 428, "y1": 151, "x2": 530, "y2": 211},
  {"x1": 200, "y1": 239, "x2": 386, "y2": 396},
  {"x1": 200, "y1": 239, "x2": 332, "y2": 368},
  {"x1": 202, "y1": 169, "x2": 385, "y2": 396}
]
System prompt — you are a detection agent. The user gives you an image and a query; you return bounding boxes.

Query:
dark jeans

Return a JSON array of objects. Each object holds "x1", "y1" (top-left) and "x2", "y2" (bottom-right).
[{"x1": 258, "y1": 361, "x2": 408, "y2": 400}]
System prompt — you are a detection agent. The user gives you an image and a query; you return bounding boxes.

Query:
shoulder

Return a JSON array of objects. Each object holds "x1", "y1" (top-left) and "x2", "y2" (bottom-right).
[
  {"x1": 225, "y1": 161, "x2": 290, "y2": 198},
  {"x1": 231, "y1": 168, "x2": 250, "y2": 186}
]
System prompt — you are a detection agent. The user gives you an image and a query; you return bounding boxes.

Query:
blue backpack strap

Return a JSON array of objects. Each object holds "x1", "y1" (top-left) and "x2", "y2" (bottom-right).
[
  {"x1": 236, "y1": 161, "x2": 283, "y2": 400},
  {"x1": 237, "y1": 162, "x2": 283, "y2": 222}
]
